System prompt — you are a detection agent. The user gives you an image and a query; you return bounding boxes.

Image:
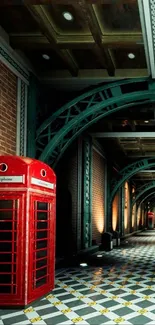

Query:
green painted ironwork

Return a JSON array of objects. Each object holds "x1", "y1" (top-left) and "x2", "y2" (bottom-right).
[
  {"x1": 36, "y1": 78, "x2": 155, "y2": 167},
  {"x1": 83, "y1": 138, "x2": 92, "y2": 248},
  {"x1": 110, "y1": 158, "x2": 155, "y2": 204},
  {"x1": 27, "y1": 74, "x2": 37, "y2": 158},
  {"x1": 0, "y1": 46, "x2": 29, "y2": 81},
  {"x1": 138, "y1": 191, "x2": 155, "y2": 207},
  {"x1": 131, "y1": 181, "x2": 155, "y2": 207}
]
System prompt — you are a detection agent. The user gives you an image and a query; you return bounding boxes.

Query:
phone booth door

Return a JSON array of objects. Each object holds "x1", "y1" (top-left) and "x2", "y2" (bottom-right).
[
  {"x1": 0, "y1": 194, "x2": 24, "y2": 304},
  {"x1": 28, "y1": 195, "x2": 55, "y2": 303}
]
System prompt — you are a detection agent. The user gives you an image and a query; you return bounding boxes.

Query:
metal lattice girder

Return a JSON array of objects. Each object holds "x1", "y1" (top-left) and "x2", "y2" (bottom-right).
[
  {"x1": 132, "y1": 181, "x2": 155, "y2": 207},
  {"x1": 36, "y1": 78, "x2": 155, "y2": 167},
  {"x1": 138, "y1": 191, "x2": 155, "y2": 207},
  {"x1": 110, "y1": 157, "x2": 155, "y2": 203},
  {"x1": 131, "y1": 181, "x2": 155, "y2": 198}
]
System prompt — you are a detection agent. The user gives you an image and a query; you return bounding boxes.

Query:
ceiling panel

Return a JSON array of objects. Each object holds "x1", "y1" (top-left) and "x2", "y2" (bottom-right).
[
  {"x1": 0, "y1": 1, "x2": 149, "y2": 84},
  {"x1": 44, "y1": 4, "x2": 90, "y2": 35},
  {"x1": 0, "y1": 6, "x2": 39, "y2": 33},
  {"x1": 24, "y1": 49, "x2": 69, "y2": 71},
  {"x1": 110, "y1": 47, "x2": 147, "y2": 69},
  {"x1": 93, "y1": 1, "x2": 141, "y2": 33},
  {"x1": 72, "y1": 49, "x2": 104, "y2": 69}
]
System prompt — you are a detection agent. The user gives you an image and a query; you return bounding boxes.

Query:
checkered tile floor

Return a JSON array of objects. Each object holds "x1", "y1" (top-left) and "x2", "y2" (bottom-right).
[{"x1": 2, "y1": 230, "x2": 155, "y2": 324}]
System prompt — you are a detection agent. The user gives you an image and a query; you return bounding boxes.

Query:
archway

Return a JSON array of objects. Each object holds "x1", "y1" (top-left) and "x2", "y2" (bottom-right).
[
  {"x1": 132, "y1": 181, "x2": 155, "y2": 207},
  {"x1": 110, "y1": 158, "x2": 155, "y2": 204},
  {"x1": 36, "y1": 78, "x2": 155, "y2": 242},
  {"x1": 36, "y1": 78, "x2": 155, "y2": 167}
]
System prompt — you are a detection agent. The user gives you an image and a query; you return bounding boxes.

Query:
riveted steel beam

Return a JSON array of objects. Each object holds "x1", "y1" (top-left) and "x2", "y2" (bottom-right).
[{"x1": 90, "y1": 132, "x2": 155, "y2": 138}]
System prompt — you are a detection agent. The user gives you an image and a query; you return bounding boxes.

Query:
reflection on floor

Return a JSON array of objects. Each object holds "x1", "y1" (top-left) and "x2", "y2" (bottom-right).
[{"x1": 2, "y1": 230, "x2": 155, "y2": 324}]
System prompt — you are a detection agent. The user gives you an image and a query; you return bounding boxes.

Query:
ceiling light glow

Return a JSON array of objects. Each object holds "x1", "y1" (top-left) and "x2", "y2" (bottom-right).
[
  {"x1": 42, "y1": 54, "x2": 50, "y2": 60},
  {"x1": 128, "y1": 53, "x2": 135, "y2": 59},
  {"x1": 80, "y1": 263, "x2": 88, "y2": 267},
  {"x1": 63, "y1": 11, "x2": 73, "y2": 21},
  {"x1": 97, "y1": 254, "x2": 103, "y2": 258}
]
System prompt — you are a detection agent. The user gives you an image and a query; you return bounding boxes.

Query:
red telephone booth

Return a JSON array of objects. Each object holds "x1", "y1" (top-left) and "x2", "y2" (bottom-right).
[
  {"x1": 0, "y1": 156, "x2": 56, "y2": 306},
  {"x1": 148, "y1": 212, "x2": 154, "y2": 230}
]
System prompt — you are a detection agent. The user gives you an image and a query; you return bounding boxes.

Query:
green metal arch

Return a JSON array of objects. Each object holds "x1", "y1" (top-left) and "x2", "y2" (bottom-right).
[
  {"x1": 132, "y1": 181, "x2": 155, "y2": 207},
  {"x1": 36, "y1": 78, "x2": 155, "y2": 167},
  {"x1": 138, "y1": 191, "x2": 155, "y2": 206},
  {"x1": 110, "y1": 158, "x2": 155, "y2": 203}
]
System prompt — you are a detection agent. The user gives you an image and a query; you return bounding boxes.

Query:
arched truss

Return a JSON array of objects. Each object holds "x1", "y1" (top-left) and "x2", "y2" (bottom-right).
[
  {"x1": 131, "y1": 181, "x2": 155, "y2": 207},
  {"x1": 110, "y1": 158, "x2": 155, "y2": 204},
  {"x1": 138, "y1": 191, "x2": 155, "y2": 207},
  {"x1": 36, "y1": 78, "x2": 155, "y2": 167}
]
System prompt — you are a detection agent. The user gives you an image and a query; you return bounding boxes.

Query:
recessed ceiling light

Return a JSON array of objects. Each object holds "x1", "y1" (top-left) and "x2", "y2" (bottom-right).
[
  {"x1": 42, "y1": 54, "x2": 50, "y2": 60},
  {"x1": 128, "y1": 53, "x2": 135, "y2": 59},
  {"x1": 80, "y1": 263, "x2": 88, "y2": 267},
  {"x1": 63, "y1": 11, "x2": 73, "y2": 21},
  {"x1": 97, "y1": 254, "x2": 103, "y2": 258},
  {"x1": 144, "y1": 120, "x2": 149, "y2": 123}
]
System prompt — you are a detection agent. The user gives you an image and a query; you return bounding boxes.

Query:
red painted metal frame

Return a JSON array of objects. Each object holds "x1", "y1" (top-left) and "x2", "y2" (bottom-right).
[
  {"x1": 0, "y1": 156, "x2": 56, "y2": 307},
  {"x1": 0, "y1": 193, "x2": 26, "y2": 305},
  {"x1": 27, "y1": 195, "x2": 55, "y2": 304}
]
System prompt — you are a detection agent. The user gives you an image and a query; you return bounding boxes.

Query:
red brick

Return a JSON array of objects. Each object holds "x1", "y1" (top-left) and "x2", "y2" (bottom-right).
[
  {"x1": 92, "y1": 150, "x2": 105, "y2": 244},
  {"x1": 0, "y1": 61, "x2": 17, "y2": 155}
]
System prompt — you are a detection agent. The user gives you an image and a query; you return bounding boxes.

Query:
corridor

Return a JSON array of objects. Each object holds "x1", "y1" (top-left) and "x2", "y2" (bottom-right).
[{"x1": 1, "y1": 230, "x2": 155, "y2": 325}]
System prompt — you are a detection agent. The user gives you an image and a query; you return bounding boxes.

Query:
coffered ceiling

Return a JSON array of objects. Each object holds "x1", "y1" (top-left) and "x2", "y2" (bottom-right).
[
  {"x1": 0, "y1": 0, "x2": 150, "y2": 91},
  {"x1": 1, "y1": 0, "x2": 155, "y2": 193}
]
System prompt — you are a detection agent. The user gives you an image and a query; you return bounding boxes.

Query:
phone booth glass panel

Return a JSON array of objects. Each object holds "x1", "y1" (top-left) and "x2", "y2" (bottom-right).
[
  {"x1": 0, "y1": 156, "x2": 56, "y2": 307},
  {"x1": 148, "y1": 212, "x2": 154, "y2": 230},
  {"x1": 28, "y1": 195, "x2": 55, "y2": 301}
]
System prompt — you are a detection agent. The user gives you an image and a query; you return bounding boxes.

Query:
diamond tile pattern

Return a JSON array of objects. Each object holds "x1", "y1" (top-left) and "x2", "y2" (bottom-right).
[{"x1": 1, "y1": 231, "x2": 155, "y2": 324}]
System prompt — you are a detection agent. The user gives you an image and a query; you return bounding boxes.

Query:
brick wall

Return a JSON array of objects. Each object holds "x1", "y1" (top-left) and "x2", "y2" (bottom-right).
[
  {"x1": 0, "y1": 62, "x2": 17, "y2": 155},
  {"x1": 124, "y1": 182, "x2": 130, "y2": 234},
  {"x1": 112, "y1": 191, "x2": 119, "y2": 231},
  {"x1": 92, "y1": 149, "x2": 105, "y2": 244}
]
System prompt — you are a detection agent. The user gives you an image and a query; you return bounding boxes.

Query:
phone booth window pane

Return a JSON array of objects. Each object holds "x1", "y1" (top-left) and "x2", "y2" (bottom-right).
[
  {"x1": 37, "y1": 222, "x2": 48, "y2": 229},
  {"x1": 37, "y1": 202, "x2": 48, "y2": 210},
  {"x1": 37, "y1": 231, "x2": 47, "y2": 239},
  {"x1": 36, "y1": 240, "x2": 47, "y2": 250},
  {"x1": 0, "y1": 211, "x2": 12, "y2": 220},
  {"x1": 0, "y1": 199, "x2": 18, "y2": 294},
  {"x1": 36, "y1": 249, "x2": 47, "y2": 259},
  {"x1": 0, "y1": 200, "x2": 13, "y2": 209},
  {"x1": 37, "y1": 212, "x2": 48, "y2": 220},
  {"x1": 33, "y1": 201, "x2": 50, "y2": 290}
]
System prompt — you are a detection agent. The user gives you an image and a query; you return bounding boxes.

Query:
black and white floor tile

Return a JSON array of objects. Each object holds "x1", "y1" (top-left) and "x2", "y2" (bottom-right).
[{"x1": 1, "y1": 230, "x2": 155, "y2": 324}]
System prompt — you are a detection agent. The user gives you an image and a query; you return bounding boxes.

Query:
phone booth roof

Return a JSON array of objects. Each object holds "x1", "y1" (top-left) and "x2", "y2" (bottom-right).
[{"x1": 0, "y1": 155, "x2": 56, "y2": 191}]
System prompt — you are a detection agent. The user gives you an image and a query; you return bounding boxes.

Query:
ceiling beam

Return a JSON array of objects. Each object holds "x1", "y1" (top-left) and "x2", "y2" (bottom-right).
[
  {"x1": 90, "y1": 132, "x2": 155, "y2": 138},
  {"x1": 0, "y1": 0, "x2": 136, "y2": 4},
  {"x1": 76, "y1": 0, "x2": 115, "y2": 76},
  {"x1": 24, "y1": 4, "x2": 78, "y2": 76},
  {"x1": 10, "y1": 33, "x2": 143, "y2": 49},
  {"x1": 21, "y1": 0, "x2": 137, "y2": 4}
]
